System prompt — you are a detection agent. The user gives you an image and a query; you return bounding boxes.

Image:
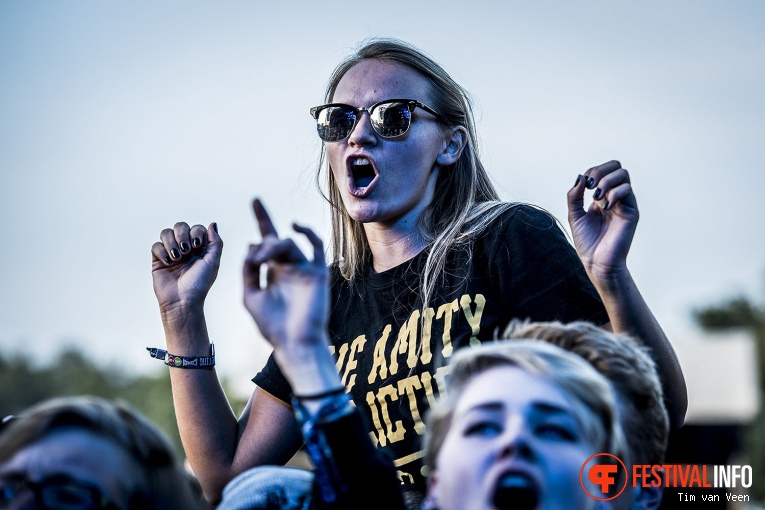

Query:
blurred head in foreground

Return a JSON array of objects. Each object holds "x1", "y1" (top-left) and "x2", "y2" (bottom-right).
[
  {"x1": 502, "y1": 320, "x2": 670, "y2": 509},
  {"x1": 424, "y1": 341, "x2": 624, "y2": 510},
  {"x1": 0, "y1": 396, "x2": 199, "y2": 510}
]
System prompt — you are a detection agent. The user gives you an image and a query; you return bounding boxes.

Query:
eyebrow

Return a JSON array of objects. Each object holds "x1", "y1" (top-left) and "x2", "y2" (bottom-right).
[{"x1": 465, "y1": 400, "x2": 574, "y2": 416}]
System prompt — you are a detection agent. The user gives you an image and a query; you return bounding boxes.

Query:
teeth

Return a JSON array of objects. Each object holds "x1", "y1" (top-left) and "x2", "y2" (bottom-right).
[
  {"x1": 497, "y1": 474, "x2": 534, "y2": 489},
  {"x1": 351, "y1": 157, "x2": 370, "y2": 166}
]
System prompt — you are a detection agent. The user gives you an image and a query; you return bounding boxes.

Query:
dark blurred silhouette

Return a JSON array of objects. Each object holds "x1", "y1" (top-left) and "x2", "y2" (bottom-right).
[{"x1": 0, "y1": 344, "x2": 247, "y2": 459}]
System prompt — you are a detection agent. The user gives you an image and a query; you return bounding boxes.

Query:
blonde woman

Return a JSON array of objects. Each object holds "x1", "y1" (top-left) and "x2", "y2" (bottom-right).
[{"x1": 150, "y1": 38, "x2": 685, "y2": 506}]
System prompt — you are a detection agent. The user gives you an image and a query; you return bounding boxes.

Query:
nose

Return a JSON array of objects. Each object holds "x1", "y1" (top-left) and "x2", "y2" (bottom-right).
[
  {"x1": 347, "y1": 110, "x2": 378, "y2": 147},
  {"x1": 497, "y1": 419, "x2": 534, "y2": 460}
]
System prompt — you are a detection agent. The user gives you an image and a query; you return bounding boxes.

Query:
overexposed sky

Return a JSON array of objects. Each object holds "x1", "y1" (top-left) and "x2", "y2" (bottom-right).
[{"x1": 1, "y1": 1, "x2": 763, "y2": 396}]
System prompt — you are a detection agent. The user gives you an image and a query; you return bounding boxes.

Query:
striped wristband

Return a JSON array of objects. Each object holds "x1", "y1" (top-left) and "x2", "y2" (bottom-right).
[{"x1": 146, "y1": 343, "x2": 215, "y2": 369}]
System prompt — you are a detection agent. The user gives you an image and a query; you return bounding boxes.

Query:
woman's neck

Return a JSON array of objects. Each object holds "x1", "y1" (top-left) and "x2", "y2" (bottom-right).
[{"x1": 364, "y1": 221, "x2": 429, "y2": 273}]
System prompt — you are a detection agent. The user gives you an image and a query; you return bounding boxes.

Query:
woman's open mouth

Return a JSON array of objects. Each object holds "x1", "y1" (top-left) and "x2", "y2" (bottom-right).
[
  {"x1": 347, "y1": 156, "x2": 379, "y2": 197},
  {"x1": 492, "y1": 471, "x2": 540, "y2": 510}
]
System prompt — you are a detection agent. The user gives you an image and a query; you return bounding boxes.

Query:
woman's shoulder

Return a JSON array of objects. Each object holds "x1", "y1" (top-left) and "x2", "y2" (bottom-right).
[{"x1": 478, "y1": 203, "x2": 561, "y2": 240}]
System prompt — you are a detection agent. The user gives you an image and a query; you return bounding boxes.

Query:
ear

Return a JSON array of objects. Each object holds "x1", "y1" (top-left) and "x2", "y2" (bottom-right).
[
  {"x1": 629, "y1": 485, "x2": 664, "y2": 510},
  {"x1": 436, "y1": 126, "x2": 468, "y2": 167}
]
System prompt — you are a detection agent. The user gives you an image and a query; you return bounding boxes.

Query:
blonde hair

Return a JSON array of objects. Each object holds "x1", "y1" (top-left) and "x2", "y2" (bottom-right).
[
  {"x1": 318, "y1": 38, "x2": 516, "y2": 310},
  {"x1": 0, "y1": 396, "x2": 199, "y2": 510},
  {"x1": 423, "y1": 341, "x2": 625, "y2": 471},
  {"x1": 502, "y1": 320, "x2": 669, "y2": 465}
]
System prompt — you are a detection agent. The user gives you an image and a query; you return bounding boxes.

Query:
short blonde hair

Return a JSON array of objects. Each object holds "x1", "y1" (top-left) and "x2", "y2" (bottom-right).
[
  {"x1": 0, "y1": 396, "x2": 199, "y2": 509},
  {"x1": 502, "y1": 320, "x2": 669, "y2": 465},
  {"x1": 423, "y1": 341, "x2": 624, "y2": 471}
]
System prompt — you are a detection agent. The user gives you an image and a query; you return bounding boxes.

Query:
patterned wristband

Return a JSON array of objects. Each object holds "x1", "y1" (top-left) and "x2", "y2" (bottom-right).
[{"x1": 146, "y1": 343, "x2": 215, "y2": 369}]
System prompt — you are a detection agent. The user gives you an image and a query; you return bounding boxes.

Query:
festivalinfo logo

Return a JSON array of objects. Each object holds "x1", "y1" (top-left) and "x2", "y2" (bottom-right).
[{"x1": 580, "y1": 453, "x2": 753, "y2": 503}]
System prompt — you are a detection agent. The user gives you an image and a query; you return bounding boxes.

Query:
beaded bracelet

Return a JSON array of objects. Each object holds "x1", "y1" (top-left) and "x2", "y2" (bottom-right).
[{"x1": 146, "y1": 343, "x2": 215, "y2": 369}]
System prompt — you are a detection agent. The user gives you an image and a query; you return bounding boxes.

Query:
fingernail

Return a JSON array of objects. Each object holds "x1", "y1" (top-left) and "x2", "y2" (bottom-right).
[
  {"x1": 574, "y1": 175, "x2": 582, "y2": 187},
  {"x1": 586, "y1": 177, "x2": 596, "y2": 189},
  {"x1": 192, "y1": 238, "x2": 201, "y2": 249},
  {"x1": 170, "y1": 248, "x2": 180, "y2": 259},
  {"x1": 213, "y1": 223, "x2": 218, "y2": 233},
  {"x1": 163, "y1": 256, "x2": 171, "y2": 264},
  {"x1": 180, "y1": 242, "x2": 190, "y2": 253},
  {"x1": 604, "y1": 199, "x2": 610, "y2": 210},
  {"x1": 593, "y1": 188, "x2": 602, "y2": 200}
]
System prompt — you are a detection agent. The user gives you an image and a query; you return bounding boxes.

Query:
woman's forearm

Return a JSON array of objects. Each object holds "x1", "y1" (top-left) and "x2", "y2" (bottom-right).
[
  {"x1": 161, "y1": 305, "x2": 242, "y2": 500},
  {"x1": 592, "y1": 268, "x2": 687, "y2": 429}
]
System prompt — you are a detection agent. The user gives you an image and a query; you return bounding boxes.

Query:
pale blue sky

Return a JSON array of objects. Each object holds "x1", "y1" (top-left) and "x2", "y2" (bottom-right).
[{"x1": 1, "y1": 1, "x2": 763, "y2": 400}]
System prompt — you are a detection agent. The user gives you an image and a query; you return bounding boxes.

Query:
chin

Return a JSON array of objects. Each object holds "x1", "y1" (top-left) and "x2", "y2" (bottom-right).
[{"x1": 344, "y1": 200, "x2": 384, "y2": 224}]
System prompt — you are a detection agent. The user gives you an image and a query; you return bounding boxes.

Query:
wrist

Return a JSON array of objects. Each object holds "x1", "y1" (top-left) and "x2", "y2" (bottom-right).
[
  {"x1": 586, "y1": 264, "x2": 632, "y2": 294},
  {"x1": 159, "y1": 300, "x2": 205, "y2": 321},
  {"x1": 273, "y1": 341, "x2": 341, "y2": 396},
  {"x1": 159, "y1": 302, "x2": 211, "y2": 354}
]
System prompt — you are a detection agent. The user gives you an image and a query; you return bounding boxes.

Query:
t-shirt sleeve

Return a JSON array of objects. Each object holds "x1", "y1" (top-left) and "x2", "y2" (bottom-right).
[
  {"x1": 252, "y1": 352, "x2": 293, "y2": 404},
  {"x1": 483, "y1": 205, "x2": 609, "y2": 326}
]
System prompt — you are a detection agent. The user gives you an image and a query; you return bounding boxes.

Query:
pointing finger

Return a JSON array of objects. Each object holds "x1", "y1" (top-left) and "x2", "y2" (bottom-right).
[{"x1": 252, "y1": 198, "x2": 279, "y2": 240}]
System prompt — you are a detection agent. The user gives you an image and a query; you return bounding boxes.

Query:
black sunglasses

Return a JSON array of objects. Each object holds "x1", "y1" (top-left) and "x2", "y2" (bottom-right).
[{"x1": 309, "y1": 99, "x2": 446, "y2": 142}]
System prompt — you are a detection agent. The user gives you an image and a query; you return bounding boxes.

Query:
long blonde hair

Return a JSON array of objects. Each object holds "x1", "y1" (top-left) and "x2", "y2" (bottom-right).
[{"x1": 318, "y1": 38, "x2": 516, "y2": 309}]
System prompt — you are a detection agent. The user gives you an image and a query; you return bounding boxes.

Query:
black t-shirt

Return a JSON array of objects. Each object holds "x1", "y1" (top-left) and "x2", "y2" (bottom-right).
[{"x1": 254, "y1": 205, "x2": 608, "y2": 485}]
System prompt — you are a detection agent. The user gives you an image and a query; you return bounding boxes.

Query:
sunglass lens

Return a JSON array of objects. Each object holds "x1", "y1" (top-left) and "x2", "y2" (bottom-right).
[
  {"x1": 317, "y1": 106, "x2": 356, "y2": 142},
  {"x1": 372, "y1": 102, "x2": 411, "y2": 138}
]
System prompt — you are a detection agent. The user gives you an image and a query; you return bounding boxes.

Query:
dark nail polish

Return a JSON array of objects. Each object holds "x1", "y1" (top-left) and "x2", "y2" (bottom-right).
[
  {"x1": 593, "y1": 188, "x2": 602, "y2": 200},
  {"x1": 192, "y1": 238, "x2": 201, "y2": 249},
  {"x1": 163, "y1": 256, "x2": 171, "y2": 264},
  {"x1": 170, "y1": 248, "x2": 180, "y2": 259},
  {"x1": 575, "y1": 175, "x2": 581, "y2": 187},
  {"x1": 586, "y1": 177, "x2": 596, "y2": 189},
  {"x1": 180, "y1": 242, "x2": 190, "y2": 253},
  {"x1": 213, "y1": 223, "x2": 218, "y2": 233},
  {"x1": 604, "y1": 199, "x2": 610, "y2": 210}
]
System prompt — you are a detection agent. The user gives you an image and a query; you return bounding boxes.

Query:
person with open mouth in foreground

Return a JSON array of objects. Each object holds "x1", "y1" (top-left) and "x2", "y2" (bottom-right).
[{"x1": 423, "y1": 340, "x2": 625, "y2": 510}]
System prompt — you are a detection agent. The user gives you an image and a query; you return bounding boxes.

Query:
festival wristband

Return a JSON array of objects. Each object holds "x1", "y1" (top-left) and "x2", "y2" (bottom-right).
[
  {"x1": 291, "y1": 392, "x2": 354, "y2": 503},
  {"x1": 146, "y1": 343, "x2": 215, "y2": 369}
]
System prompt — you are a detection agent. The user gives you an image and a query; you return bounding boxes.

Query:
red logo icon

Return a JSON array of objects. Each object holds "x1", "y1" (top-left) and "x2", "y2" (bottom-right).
[
  {"x1": 580, "y1": 453, "x2": 628, "y2": 501},
  {"x1": 589, "y1": 464, "x2": 618, "y2": 492}
]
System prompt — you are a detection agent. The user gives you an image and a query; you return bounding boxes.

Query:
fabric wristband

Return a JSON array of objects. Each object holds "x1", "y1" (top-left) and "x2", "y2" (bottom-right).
[
  {"x1": 292, "y1": 392, "x2": 354, "y2": 504},
  {"x1": 146, "y1": 343, "x2": 215, "y2": 369}
]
